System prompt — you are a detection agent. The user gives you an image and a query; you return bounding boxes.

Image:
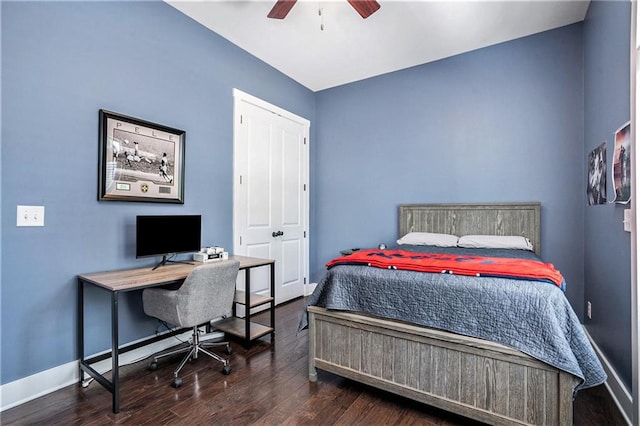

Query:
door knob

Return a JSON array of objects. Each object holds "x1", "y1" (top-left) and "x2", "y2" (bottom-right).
[{"x1": 272, "y1": 230, "x2": 284, "y2": 237}]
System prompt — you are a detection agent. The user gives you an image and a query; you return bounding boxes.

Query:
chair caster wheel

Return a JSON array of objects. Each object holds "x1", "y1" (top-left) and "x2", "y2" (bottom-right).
[
  {"x1": 224, "y1": 346, "x2": 233, "y2": 355},
  {"x1": 171, "y1": 377, "x2": 183, "y2": 388},
  {"x1": 221, "y1": 365, "x2": 232, "y2": 375},
  {"x1": 148, "y1": 361, "x2": 158, "y2": 371}
]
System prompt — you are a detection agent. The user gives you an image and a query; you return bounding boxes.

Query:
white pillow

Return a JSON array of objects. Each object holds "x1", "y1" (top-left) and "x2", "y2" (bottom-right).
[
  {"x1": 396, "y1": 232, "x2": 459, "y2": 247},
  {"x1": 457, "y1": 235, "x2": 534, "y2": 251}
]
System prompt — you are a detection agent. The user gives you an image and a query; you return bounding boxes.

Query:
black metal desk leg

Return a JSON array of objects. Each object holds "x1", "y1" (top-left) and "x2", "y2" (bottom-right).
[
  {"x1": 77, "y1": 278, "x2": 85, "y2": 385},
  {"x1": 270, "y1": 263, "x2": 275, "y2": 343},
  {"x1": 245, "y1": 269, "x2": 251, "y2": 348},
  {"x1": 111, "y1": 291, "x2": 120, "y2": 414}
]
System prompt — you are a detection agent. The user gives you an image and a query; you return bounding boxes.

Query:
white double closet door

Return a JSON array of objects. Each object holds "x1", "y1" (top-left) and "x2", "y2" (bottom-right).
[{"x1": 233, "y1": 89, "x2": 309, "y2": 311}]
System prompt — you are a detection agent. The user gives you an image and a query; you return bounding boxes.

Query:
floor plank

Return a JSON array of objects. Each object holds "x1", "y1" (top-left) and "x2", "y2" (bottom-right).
[{"x1": 1, "y1": 297, "x2": 627, "y2": 425}]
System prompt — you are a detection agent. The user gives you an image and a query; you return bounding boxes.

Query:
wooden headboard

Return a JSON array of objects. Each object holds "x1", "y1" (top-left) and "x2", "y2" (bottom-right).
[{"x1": 398, "y1": 202, "x2": 541, "y2": 256}]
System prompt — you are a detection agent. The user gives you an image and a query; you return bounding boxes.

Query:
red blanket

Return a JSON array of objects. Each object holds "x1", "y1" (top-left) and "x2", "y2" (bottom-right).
[{"x1": 326, "y1": 249, "x2": 564, "y2": 288}]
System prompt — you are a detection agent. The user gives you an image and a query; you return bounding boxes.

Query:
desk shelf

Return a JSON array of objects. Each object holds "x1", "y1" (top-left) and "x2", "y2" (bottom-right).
[
  {"x1": 223, "y1": 257, "x2": 275, "y2": 347},
  {"x1": 234, "y1": 291, "x2": 274, "y2": 308},
  {"x1": 214, "y1": 317, "x2": 273, "y2": 341}
]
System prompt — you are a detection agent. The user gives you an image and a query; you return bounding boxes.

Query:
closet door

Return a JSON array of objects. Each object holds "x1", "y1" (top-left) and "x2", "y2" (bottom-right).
[{"x1": 233, "y1": 89, "x2": 310, "y2": 306}]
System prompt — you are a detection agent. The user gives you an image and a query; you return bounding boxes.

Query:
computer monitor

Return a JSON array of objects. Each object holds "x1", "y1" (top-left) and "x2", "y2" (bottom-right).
[{"x1": 136, "y1": 215, "x2": 201, "y2": 269}]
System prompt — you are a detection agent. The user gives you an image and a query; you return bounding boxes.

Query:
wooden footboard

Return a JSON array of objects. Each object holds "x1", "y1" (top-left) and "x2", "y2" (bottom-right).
[{"x1": 308, "y1": 306, "x2": 579, "y2": 426}]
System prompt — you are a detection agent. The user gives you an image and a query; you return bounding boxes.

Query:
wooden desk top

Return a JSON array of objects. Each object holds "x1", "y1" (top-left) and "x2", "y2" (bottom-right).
[{"x1": 78, "y1": 255, "x2": 274, "y2": 292}]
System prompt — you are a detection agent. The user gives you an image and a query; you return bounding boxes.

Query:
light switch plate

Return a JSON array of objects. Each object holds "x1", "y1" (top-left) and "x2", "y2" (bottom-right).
[{"x1": 17, "y1": 205, "x2": 45, "y2": 227}]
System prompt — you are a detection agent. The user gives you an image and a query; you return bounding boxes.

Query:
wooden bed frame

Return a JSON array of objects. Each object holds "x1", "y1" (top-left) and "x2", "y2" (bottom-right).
[{"x1": 308, "y1": 203, "x2": 579, "y2": 426}]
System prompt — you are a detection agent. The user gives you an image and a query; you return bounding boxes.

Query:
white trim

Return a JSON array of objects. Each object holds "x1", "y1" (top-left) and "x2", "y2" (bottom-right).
[
  {"x1": 0, "y1": 360, "x2": 78, "y2": 412},
  {"x1": 631, "y1": 2, "x2": 639, "y2": 423},
  {"x1": 232, "y1": 88, "x2": 310, "y2": 305},
  {"x1": 232, "y1": 89, "x2": 310, "y2": 127},
  {"x1": 584, "y1": 327, "x2": 633, "y2": 425},
  {"x1": 0, "y1": 329, "x2": 196, "y2": 412},
  {"x1": 305, "y1": 282, "x2": 318, "y2": 296}
]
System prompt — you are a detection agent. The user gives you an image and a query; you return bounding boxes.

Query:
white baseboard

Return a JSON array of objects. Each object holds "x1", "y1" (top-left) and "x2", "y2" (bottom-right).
[
  {"x1": 0, "y1": 360, "x2": 79, "y2": 413},
  {"x1": 584, "y1": 327, "x2": 633, "y2": 425},
  {"x1": 305, "y1": 282, "x2": 317, "y2": 296},
  {"x1": 0, "y1": 328, "x2": 197, "y2": 412}
]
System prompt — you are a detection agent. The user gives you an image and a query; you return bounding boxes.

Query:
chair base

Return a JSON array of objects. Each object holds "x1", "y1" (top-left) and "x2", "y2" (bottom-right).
[{"x1": 148, "y1": 326, "x2": 232, "y2": 387}]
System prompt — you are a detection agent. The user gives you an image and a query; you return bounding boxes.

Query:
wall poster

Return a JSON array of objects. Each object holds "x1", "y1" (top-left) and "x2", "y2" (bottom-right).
[
  {"x1": 587, "y1": 142, "x2": 607, "y2": 206},
  {"x1": 612, "y1": 121, "x2": 631, "y2": 204}
]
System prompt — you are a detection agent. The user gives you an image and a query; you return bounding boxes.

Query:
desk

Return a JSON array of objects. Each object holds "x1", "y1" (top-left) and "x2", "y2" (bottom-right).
[{"x1": 77, "y1": 255, "x2": 275, "y2": 414}]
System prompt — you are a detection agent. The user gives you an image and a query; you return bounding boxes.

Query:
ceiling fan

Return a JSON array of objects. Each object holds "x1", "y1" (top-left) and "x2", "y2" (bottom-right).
[{"x1": 267, "y1": 0, "x2": 381, "y2": 20}]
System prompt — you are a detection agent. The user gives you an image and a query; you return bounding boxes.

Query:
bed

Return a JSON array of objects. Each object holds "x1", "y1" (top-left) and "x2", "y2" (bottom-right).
[{"x1": 305, "y1": 203, "x2": 606, "y2": 426}]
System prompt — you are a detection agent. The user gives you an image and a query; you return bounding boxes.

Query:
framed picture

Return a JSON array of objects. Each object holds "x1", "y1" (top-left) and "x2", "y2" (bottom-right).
[
  {"x1": 613, "y1": 121, "x2": 631, "y2": 204},
  {"x1": 98, "y1": 110, "x2": 186, "y2": 203},
  {"x1": 587, "y1": 142, "x2": 607, "y2": 206}
]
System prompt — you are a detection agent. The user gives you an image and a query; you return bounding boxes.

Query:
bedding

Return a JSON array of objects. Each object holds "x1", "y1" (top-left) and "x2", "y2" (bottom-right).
[
  {"x1": 325, "y1": 248, "x2": 564, "y2": 288},
  {"x1": 396, "y1": 232, "x2": 459, "y2": 247},
  {"x1": 302, "y1": 245, "x2": 606, "y2": 392},
  {"x1": 457, "y1": 234, "x2": 534, "y2": 251}
]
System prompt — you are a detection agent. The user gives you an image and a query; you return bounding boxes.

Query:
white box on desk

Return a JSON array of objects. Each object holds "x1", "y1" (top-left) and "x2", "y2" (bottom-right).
[
  {"x1": 193, "y1": 252, "x2": 221, "y2": 262},
  {"x1": 193, "y1": 251, "x2": 229, "y2": 262}
]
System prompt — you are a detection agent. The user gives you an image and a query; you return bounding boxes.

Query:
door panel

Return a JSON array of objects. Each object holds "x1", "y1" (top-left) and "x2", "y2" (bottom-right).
[
  {"x1": 246, "y1": 113, "x2": 272, "y2": 228},
  {"x1": 282, "y1": 130, "x2": 302, "y2": 227},
  {"x1": 280, "y1": 238, "x2": 302, "y2": 301}
]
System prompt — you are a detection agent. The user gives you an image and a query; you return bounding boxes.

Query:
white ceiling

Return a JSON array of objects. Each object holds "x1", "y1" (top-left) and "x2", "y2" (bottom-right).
[{"x1": 166, "y1": 0, "x2": 590, "y2": 92}]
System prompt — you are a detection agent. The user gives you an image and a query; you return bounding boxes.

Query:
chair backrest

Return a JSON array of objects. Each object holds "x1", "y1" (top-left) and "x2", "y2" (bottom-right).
[{"x1": 172, "y1": 260, "x2": 240, "y2": 327}]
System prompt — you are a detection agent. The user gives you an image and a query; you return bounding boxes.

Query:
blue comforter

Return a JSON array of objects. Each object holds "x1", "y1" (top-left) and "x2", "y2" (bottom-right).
[{"x1": 301, "y1": 246, "x2": 606, "y2": 392}]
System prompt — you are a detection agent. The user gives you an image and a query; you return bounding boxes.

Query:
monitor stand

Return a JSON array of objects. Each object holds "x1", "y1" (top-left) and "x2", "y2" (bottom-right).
[{"x1": 152, "y1": 254, "x2": 194, "y2": 271}]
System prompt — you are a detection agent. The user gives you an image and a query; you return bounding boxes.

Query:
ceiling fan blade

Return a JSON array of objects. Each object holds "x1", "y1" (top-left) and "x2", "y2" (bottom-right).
[
  {"x1": 267, "y1": 0, "x2": 297, "y2": 19},
  {"x1": 347, "y1": 0, "x2": 381, "y2": 19}
]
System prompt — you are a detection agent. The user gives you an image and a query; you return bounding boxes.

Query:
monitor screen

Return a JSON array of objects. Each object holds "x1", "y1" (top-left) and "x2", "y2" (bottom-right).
[{"x1": 136, "y1": 215, "x2": 201, "y2": 259}]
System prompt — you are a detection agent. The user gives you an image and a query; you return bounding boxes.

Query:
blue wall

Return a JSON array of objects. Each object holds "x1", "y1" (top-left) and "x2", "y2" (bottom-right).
[
  {"x1": 313, "y1": 24, "x2": 586, "y2": 316},
  {"x1": 1, "y1": 1, "x2": 314, "y2": 384},
  {"x1": 583, "y1": 0, "x2": 632, "y2": 390},
  {"x1": 1, "y1": 0, "x2": 632, "y2": 396}
]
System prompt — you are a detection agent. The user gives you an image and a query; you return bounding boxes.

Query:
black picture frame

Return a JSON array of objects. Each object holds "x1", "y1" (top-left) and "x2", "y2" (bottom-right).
[{"x1": 98, "y1": 110, "x2": 186, "y2": 203}]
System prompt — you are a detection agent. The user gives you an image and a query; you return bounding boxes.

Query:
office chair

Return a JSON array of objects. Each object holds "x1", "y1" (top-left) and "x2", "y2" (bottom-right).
[{"x1": 142, "y1": 260, "x2": 240, "y2": 388}]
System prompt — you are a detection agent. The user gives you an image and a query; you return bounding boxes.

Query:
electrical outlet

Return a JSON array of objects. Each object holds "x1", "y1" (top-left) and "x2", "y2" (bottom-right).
[
  {"x1": 587, "y1": 301, "x2": 592, "y2": 319},
  {"x1": 16, "y1": 205, "x2": 45, "y2": 227},
  {"x1": 623, "y1": 209, "x2": 632, "y2": 232}
]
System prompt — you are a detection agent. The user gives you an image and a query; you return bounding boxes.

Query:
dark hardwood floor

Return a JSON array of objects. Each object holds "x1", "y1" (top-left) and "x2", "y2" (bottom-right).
[{"x1": 2, "y1": 297, "x2": 627, "y2": 425}]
